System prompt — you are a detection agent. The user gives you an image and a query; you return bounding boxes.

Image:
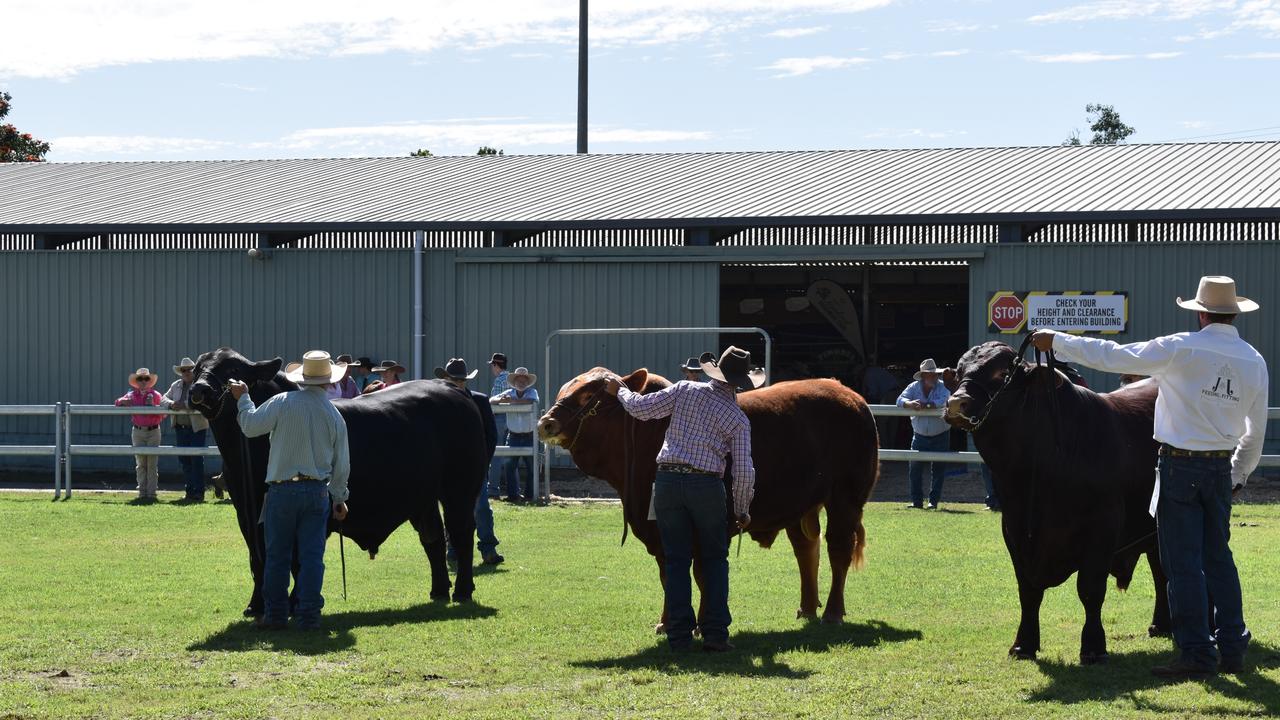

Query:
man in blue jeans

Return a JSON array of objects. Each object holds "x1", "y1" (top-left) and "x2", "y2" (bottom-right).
[
  {"x1": 230, "y1": 350, "x2": 351, "y2": 631},
  {"x1": 897, "y1": 358, "x2": 952, "y2": 510},
  {"x1": 1033, "y1": 275, "x2": 1268, "y2": 679},
  {"x1": 492, "y1": 367, "x2": 539, "y2": 502},
  {"x1": 606, "y1": 346, "x2": 762, "y2": 652},
  {"x1": 438, "y1": 357, "x2": 504, "y2": 565},
  {"x1": 162, "y1": 357, "x2": 209, "y2": 502}
]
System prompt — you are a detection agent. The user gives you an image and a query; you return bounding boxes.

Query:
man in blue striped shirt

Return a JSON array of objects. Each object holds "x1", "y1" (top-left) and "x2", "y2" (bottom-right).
[{"x1": 230, "y1": 350, "x2": 351, "y2": 631}]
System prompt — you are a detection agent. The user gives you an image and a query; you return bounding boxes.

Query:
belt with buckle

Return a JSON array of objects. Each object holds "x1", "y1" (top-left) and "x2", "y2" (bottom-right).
[
  {"x1": 133, "y1": 424, "x2": 159, "y2": 431},
  {"x1": 656, "y1": 462, "x2": 716, "y2": 475},
  {"x1": 1160, "y1": 443, "x2": 1232, "y2": 459},
  {"x1": 285, "y1": 474, "x2": 325, "y2": 483}
]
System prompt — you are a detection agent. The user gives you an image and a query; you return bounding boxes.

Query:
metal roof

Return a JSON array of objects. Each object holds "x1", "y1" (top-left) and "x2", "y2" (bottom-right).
[{"x1": 2, "y1": 142, "x2": 1280, "y2": 233}]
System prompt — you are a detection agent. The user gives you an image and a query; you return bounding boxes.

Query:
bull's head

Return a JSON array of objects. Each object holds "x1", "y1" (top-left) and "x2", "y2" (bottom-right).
[
  {"x1": 944, "y1": 341, "x2": 1062, "y2": 432},
  {"x1": 537, "y1": 367, "x2": 649, "y2": 477},
  {"x1": 189, "y1": 348, "x2": 285, "y2": 422}
]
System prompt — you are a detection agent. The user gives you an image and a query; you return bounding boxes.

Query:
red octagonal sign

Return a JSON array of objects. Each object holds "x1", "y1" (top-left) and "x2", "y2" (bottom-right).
[{"x1": 989, "y1": 294, "x2": 1025, "y2": 333}]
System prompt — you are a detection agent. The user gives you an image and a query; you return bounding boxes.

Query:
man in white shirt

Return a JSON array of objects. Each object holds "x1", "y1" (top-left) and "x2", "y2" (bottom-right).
[{"x1": 1031, "y1": 276, "x2": 1267, "y2": 679}]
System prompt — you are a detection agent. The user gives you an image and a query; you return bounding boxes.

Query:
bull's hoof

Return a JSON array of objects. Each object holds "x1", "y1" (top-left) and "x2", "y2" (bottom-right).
[
  {"x1": 242, "y1": 606, "x2": 262, "y2": 618},
  {"x1": 1080, "y1": 651, "x2": 1109, "y2": 665},
  {"x1": 820, "y1": 612, "x2": 845, "y2": 625},
  {"x1": 452, "y1": 592, "x2": 473, "y2": 603},
  {"x1": 796, "y1": 609, "x2": 819, "y2": 621},
  {"x1": 1009, "y1": 645, "x2": 1037, "y2": 661},
  {"x1": 654, "y1": 622, "x2": 666, "y2": 635},
  {"x1": 1148, "y1": 624, "x2": 1172, "y2": 639}
]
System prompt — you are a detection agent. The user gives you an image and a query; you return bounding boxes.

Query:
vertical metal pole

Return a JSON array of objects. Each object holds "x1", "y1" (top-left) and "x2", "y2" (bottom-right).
[
  {"x1": 54, "y1": 403, "x2": 63, "y2": 500},
  {"x1": 862, "y1": 266, "x2": 873, "y2": 362},
  {"x1": 530, "y1": 405, "x2": 542, "y2": 502},
  {"x1": 576, "y1": 0, "x2": 588, "y2": 154},
  {"x1": 544, "y1": 337, "x2": 553, "y2": 495},
  {"x1": 413, "y1": 229, "x2": 424, "y2": 380},
  {"x1": 63, "y1": 403, "x2": 72, "y2": 499}
]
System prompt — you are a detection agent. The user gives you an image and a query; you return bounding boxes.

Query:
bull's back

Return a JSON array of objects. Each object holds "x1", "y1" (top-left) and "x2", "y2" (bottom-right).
[{"x1": 336, "y1": 380, "x2": 485, "y2": 479}]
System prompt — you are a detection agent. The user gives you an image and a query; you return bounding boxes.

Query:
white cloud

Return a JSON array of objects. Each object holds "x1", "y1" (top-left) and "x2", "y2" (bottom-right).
[
  {"x1": 50, "y1": 135, "x2": 234, "y2": 156},
  {"x1": 0, "y1": 0, "x2": 898, "y2": 79},
  {"x1": 1225, "y1": 50, "x2": 1280, "y2": 58},
  {"x1": 1028, "y1": 1, "x2": 1280, "y2": 38},
  {"x1": 766, "y1": 26, "x2": 829, "y2": 38},
  {"x1": 863, "y1": 128, "x2": 968, "y2": 140},
  {"x1": 761, "y1": 55, "x2": 874, "y2": 76},
  {"x1": 1178, "y1": 120, "x2": 1210, "y2": 128},
  {"x1": 931, "y1": 49, "x2": 971, "y2": 57},
  {"x1": 218, "y1": 82, "x2": 264, "y2": 93},
  {"x1": 881, "y1": 51, "x2": 915, "y2": 60},
  {"x1": 925, "y1": 20, "x2": 985, "y2": 32},
  {"x1": 1027, "y1": 50, "x2": 1182, "y2": 62}
]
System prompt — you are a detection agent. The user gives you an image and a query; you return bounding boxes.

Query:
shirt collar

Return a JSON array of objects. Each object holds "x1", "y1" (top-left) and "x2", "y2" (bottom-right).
[{"x1": 1200, "y1": 323, "x2": 1240, "y2": 339}]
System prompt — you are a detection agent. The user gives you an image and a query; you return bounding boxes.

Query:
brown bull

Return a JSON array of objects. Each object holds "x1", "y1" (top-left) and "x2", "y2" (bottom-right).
[{"x1": 538, "y1": 368, "x2": 879, "y2": 625}]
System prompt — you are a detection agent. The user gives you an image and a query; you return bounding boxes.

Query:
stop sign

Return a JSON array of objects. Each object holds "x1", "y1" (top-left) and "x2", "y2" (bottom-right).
[{"x1": 989, "y1": 294, "x2": 1025, "y2": 332}]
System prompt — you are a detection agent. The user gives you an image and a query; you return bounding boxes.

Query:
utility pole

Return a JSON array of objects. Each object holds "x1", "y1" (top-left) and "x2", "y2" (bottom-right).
[{"x1": 577, "y1": 0, "x2": 588, "y2": 154}]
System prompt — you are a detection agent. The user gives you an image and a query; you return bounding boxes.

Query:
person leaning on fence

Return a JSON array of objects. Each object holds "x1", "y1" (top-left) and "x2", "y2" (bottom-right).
[
  {"x1": 362, "y1": 360, "x2": 406, "y2": 394},
  {"x1": 1031, "y1": 275, "x2": 1268, "y2": 680},
  {"x1": 437, "y1": 358, "x2": 505, "y2": 566},
  {"x1": 486, "y1": 352, "x2": 511, "y2": 495},
  {"x1": 897, "y1": 358, "x2": 952, "y2": 510},
  {"x1": 349, "y1": 357, "x2": 375, "y2": 393},
  {"x1": 162, "y1": 357, "x2": 210, "y2": 503},
  {"x1": 229, "y1": 350, "x2": 351, "y2": 631},
  {"x1": 492, "y1": 367, "x2": 539, "y2": 502},
  {"x1": 115, "y1": 367, "x2": 165, "y2": 502},
  {"x1": 605, "y1": 346, "x2": 761, "y2": 653}
]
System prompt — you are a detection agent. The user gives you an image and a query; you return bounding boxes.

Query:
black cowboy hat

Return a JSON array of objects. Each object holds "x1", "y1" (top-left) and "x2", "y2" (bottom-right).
[
  {"x1": 489, "y1": 352, "x2": 507, "y2": 367},
  {"x1": 699, "y1": 346, "x2": 766, "y2": 391},
  {"x1": 434, "y1": 358, "x2": 478, "y2": 381},
  {"x1": 680, "y1": 357, "x2": 702, "y2": 372}
]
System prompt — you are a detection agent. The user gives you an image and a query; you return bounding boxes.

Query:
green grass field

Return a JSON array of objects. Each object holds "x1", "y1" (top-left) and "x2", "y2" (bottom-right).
[{"x1": 1, "y1": 493, "x2": 1277, "y2": 719}]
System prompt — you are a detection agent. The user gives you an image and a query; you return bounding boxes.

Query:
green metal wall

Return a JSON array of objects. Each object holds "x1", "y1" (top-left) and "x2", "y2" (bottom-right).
[{"x1": 0, "y1": 249, "x2": 414, "y2": 472}]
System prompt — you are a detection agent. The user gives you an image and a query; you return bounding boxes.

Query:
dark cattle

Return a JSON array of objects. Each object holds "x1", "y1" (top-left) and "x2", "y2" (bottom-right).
[
  {"x1": 943, "y1": 341, "x2": 1171, "y2": 664},
  {"x1": 538, "y1": 368, "x2": 879, "y2": 625},
  {"x1": 188, "y1": 348, "x2": 488, "y2": 614}
]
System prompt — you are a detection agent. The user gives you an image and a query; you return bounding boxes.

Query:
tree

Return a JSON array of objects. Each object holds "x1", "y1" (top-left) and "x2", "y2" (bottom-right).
[
  {"x1": 0, "y1": 92, "x2": 51, "y2": 162},
  {"x1": 409, "y1": 148, "x2": 434, "y2": 157},
  {"x1": 476, "y1": 146, "x2": 504, "y2": 155},
  {"x1": 1063, "y1": 103, "x2": 1136, "y2": 146}
]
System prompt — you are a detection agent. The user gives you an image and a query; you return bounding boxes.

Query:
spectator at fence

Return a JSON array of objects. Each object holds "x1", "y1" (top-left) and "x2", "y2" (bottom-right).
[
  {"x1": 115, "y1": 367, "x2": 164, "y2": 502},
  {"x1": 362, "y1": 360, "x2": 405, "y2": 394},
  {"x1": 897, "y1": 358, "x2": 952, "y2": 510},
  {"x1": 349, "y1": 357, "x2": 375, "y2": 393},
  {"x1": 492, "y1": 367, "x2": 539, "y2": 502},
  {"x1": 680, "y1": 357, "x2": 703, "y2": 382},
  {"x1": 487, "y1": 353, "x2": 510, "y2": 495},
  {"x1": 334, "y1": 355, "x2": 361, "y2": 399},
  {"x1": 437, "y1": 357, "x2": 505, "y2": 566},
  {"x1": 163, "y1": 357, "x2": 210, "y2": 503}
]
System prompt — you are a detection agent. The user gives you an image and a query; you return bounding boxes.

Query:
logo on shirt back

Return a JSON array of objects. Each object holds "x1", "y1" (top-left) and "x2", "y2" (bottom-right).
[{"x1": 1202, "y1": 363, "x2": 1241, "y2": 403}]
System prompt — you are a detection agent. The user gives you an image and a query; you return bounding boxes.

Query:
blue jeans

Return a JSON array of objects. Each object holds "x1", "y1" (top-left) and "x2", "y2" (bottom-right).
[
  {"x1": 502, "y1": 432, "x2": 535, "y2": 500},
  {"x1": 909, "y1": 432, "x2": 949, "y2": 506},
  {"x1": 448, "y1": 481, "x2": 499, "y2": 560},
  {"x1": 262, "y1": 481, "x2": 330, "y2": 626},
  {"x1": 174, "y1": 425, "x2": 206, "y2": 498},
  {"x1": 487, "y1": 415, "x2": 507, "y2": 494},
  {"x1": 654, "y1": 471, "x2": 731, "y2": 646},
  {"x1": 1156, "y1": 455, "x2": 1249, "y2": 668}
]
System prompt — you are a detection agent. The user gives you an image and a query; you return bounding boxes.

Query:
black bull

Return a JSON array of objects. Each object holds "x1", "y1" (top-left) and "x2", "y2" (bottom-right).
[
  {"x1": 944, "y1": 341, "x2": 1171, "y2": 664},
  {"x1": 189, "y1": 348, "x2": 488, "y2": 614}
]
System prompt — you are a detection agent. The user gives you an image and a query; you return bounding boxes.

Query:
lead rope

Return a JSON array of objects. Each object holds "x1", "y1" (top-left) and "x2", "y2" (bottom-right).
[
  {"x1": 620, "y1": 412, "x2": 633, "y2": 547},
  {"x1": 339, "y1": 523, "x2": 348, "y2": 601}
]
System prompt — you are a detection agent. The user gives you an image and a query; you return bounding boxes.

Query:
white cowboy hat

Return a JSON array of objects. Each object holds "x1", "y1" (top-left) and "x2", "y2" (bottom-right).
[
  {"x1": 129, "y1": 368, "x2": 157, "y2": 390},
  {"x1": 913, "y1": 358, "x2": 941, "y2": 381},
  {"x1": 700, "y1": 347, "x2": 766, "y2": 391},
  {"x1": 284, "y1": 350, "x2": 348, "y2": 386},
  {"x1": 1176, "y1": 275, "x2": 1258, "y2": 314},
  {"x1": 509, "y1": 367, "x2": 538, "y2": 389},
  {"x1": 173, "y1": 357, "x2": 196, "y2": 375}
]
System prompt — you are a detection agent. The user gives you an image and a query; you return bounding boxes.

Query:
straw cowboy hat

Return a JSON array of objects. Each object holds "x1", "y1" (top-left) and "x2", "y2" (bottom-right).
[
  {"x1": 680, "y1": 357, "x2": 702, "y2": 372},
  {"x1": 129, "y1": 368, "x2": 157, "y2": 390},
  {"x1": 1176, "y1": 275, "x2": 1258, "y2": 314},
  {"x1": 172, "y1": 357, "x2": 196, "y2": 375},
  {"x1": 699, "y1": 347, "x2": 766, "y2": 391},
  {"x1": 284, "y1": 350, "x2": 348, "y2": 386},
  {"x1": 913, "y1": 358, "x2": 941, "y2": 381},
  {"x1": 509, "y1": 367, "x2": 537, "y2": 389},
  {"x1": 434, "y1": 358, "x2": 478, "y2": 381},
  {"x1": 372, "y1": 360, "x2": 407, "y2": 375}
]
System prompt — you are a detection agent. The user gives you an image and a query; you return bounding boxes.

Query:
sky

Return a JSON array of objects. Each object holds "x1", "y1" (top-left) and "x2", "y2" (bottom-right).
[{"x1": 2, "y1": 0, "x2": 1279, "y2": 162}]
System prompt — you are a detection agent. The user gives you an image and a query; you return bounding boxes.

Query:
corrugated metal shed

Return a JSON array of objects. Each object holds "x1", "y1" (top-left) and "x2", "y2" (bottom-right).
[{"x1": 3, "y1": 142, "x2": 1279, "y2": 232}]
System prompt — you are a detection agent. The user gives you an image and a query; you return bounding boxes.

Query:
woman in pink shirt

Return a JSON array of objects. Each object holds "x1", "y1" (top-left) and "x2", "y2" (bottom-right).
[{"x1": 115, "y1": 367, "x2": 164, "y2": 502}]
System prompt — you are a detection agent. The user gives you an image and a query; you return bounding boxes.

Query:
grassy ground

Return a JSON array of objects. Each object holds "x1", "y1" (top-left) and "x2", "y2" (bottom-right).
[{"x1": 1, "y1": 493, "x2": 1277, "y2": 719}]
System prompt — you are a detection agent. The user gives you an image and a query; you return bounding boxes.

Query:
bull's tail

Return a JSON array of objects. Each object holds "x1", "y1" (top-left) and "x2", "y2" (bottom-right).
[{"x1": 851, "y1": 515, "x2": 868, "y2": 571}]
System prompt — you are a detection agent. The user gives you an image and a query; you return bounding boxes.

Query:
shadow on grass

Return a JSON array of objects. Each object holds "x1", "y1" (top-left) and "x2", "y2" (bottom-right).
[
  {"x1": 573, "y1": 619, "x2": 922, "y2": 679},
  {"x1": 188, "y1": 602, "x2": 497, "y2": 655},
  {"x1": 1029, "y1": 642, "x2": 1280, "y2": 715}
]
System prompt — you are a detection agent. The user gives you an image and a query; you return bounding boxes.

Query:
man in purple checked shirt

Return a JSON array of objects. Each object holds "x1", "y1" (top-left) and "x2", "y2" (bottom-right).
[{"x1": 605, "y1": 346, "x2": 764, "y2": 653}]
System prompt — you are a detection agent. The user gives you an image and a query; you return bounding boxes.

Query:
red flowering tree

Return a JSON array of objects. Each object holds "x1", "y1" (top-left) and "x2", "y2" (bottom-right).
[{"x1": 0, "y1": 92, "x2": 51, "y2": 162}]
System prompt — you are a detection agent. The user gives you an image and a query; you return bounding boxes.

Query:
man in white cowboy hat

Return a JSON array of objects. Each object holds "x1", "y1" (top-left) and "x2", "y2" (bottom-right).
[
  {"x1": 162, "y1": 357, "x2": 211, "y2": 502},
  {"x1": 896, "y1": 358, "x2": 953, "y2": 510},
  {"x1": 679, "y1": 357, "x2": 703, "y2": 382},
  {"x1": 604, "y1": 346, "x2": 763, "y2": 653},
  {"x1": 436, "y1": 358, "x2": 505, "y2": 565},
  {"x1": 492, "y1": 367, "x2": 540, "y2": 502},
  {"x1": 114, "y1": 367, "x2": 166, "y2": 502},
  {"x1": 228, "y1": 351, "x2": 352, "y2": 631},
  {"x1": 1032, "y1": 275, "x2": 1268, "y2": 679}
]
